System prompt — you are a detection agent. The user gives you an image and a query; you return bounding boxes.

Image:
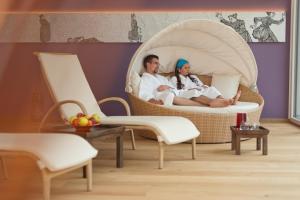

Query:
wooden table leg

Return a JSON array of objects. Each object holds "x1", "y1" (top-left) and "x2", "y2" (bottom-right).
[
  {"x1": 83, "y1": 166, "x2": 87, "y2": 178},
  {"x1": 1, "y1": 156, "x2": 8, "y2": 180},
  {"x1": 256, "y1": 137, "x2": 261, "y2": 150},
  {"x1": 235, "y1": 134, "x2": 240, "y2": 155},
  {"x1": 116, "y1": 134, "x2": 124, "y2": 168},
  {"x1": 231, "y1": 131, "x2": 236, "y2": 150},
  {"x1": 263, "y1": 135, "x2": 268, "y2": 155},
  {"x1": 192, "y1": 138, "x2": 196, "y2": 160}
]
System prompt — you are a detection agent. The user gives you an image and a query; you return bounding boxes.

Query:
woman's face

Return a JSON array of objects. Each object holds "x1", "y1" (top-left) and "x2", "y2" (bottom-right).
[{"x1": 178, "y1": 63, "x2": 190, "y2": 76}]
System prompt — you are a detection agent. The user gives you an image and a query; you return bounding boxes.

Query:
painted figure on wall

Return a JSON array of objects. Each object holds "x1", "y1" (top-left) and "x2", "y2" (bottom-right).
[
  {"x1": 250, "y1": 12, "x2": 285, "y2": 42},
  {"x1": 39, "y1": 14, "x2": 51, "y2": 42},
  {"x1": 216, "y1": 12, "x2": 252, "y2": 42},
  {"x1": 0, "y1": 12, "x2": 285, "y2": 43},
  {"x1": 128, "y1": 13, "x2": 142, "y2": 42}
]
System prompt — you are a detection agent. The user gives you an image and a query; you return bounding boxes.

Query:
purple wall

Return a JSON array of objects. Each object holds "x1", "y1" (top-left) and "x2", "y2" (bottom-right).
[{"x1": 0, "y1": 0, "x2": 291, "y2": 130}]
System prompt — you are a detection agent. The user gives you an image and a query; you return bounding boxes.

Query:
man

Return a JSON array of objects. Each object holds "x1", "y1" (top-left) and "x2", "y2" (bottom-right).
[{"x1": 139, "y1": 54, "x2": 202, "y2": 106}]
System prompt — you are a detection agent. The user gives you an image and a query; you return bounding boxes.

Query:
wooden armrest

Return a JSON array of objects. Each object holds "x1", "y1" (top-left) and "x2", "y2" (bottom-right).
[
  {"x1": 39, "y1": 100, "x2": 87, "y2": 132},
  {"x1": 97, "y1": 97, "x2": 131, "y2": 116}
]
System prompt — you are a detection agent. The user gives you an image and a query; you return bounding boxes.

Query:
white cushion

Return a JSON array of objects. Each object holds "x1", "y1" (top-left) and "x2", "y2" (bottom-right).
[
  {"x1": 211, "y1": 74, "x2": 240, "y2": 99},
  {"x1": 0, "y1": 133, "x2": 98, "y2": 172},
  {"x1": 101, "y1": 116, "x2": 200, "y2": 145},
  {"x1": 164, "y1": 101, "x2": 259, "y2": 114},
  {"x1": 37, "y1": 53, "x2": 106, "y2": 118},
  {"x1": 130, "y1": 72, "x2": 141, "y2": 96}
]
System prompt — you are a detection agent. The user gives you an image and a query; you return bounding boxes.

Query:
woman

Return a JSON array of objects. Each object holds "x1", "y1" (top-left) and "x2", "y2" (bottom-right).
[{"x1": 170, "y1": 58, "x2": 241, "y2": 107}]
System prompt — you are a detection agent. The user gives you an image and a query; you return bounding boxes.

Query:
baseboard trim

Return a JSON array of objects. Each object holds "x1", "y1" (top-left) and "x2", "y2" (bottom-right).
[{"x1": 261, "y1": 118, "x2": 289, "y2": 123}]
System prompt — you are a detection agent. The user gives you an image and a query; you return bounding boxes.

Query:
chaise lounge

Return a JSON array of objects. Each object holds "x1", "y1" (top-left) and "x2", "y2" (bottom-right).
[
  {"x1": 35, "y1": 52, "x2": 200, "y2": 169},
  {"x1": 0, "y1": 133, "x2": 98, "y2": 200}
]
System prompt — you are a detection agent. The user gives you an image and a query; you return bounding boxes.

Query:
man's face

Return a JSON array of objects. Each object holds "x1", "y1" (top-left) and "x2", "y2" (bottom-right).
[{"x1": 146, "y1": 58, "x2": 160, "y2": 74}]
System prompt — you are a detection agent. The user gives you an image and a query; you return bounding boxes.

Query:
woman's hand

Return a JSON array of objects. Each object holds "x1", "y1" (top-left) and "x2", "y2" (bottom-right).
[
  {"x1": 148, "y1": 99, "x2": 164, "y2": 105},
  {"x1": 157, "y1": 85, "x2": 172, "y2": 92}
]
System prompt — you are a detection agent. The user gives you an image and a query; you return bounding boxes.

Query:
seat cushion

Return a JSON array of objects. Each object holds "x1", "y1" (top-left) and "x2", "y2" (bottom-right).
[
  {"x1": 101, "y1": 116, "x2": 200, "y2": 145},
  {"x1": 164, "y1": 101, "x2": 259, "y2": 114},
  {"x1": 0, "y1": 133, "x2": 98, "y2": 172}
]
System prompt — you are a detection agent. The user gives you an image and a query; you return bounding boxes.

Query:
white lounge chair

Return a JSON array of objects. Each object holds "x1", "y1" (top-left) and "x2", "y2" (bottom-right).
[
  {"x1": 35, "y1": 52, "x2": 200, "y2": 169},
  {"x1": 0, "y1": 133, "x2": 98, "y2": 200}
]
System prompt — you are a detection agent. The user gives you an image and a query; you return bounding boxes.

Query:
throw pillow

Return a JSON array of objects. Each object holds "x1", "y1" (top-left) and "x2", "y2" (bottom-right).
[
  {"x1": 211, "y1": 74, "x2": 240, "y2": 99},
  {"x1": 130, "y1": 72, "x2": 141, "y2": 96}
]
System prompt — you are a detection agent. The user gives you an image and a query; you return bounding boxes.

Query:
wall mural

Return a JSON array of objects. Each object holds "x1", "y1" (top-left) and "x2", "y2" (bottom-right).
[{"x1": 0, "y1": 11, "x2": 286, "y2": 43}]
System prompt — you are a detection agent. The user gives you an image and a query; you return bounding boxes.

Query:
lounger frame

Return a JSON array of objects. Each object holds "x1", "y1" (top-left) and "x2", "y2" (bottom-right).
[{"x1": 0, "y1": 151, "x2": 92, "y2": 200}]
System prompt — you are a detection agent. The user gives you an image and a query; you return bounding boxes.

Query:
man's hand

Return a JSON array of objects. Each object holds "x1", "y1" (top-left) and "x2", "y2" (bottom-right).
[
  {"x1": 148, "y1": 98, "x2": 164, "y2": 105},
  {"x1": 157, "y1": 85, "x2": 172, "y2": 92}
]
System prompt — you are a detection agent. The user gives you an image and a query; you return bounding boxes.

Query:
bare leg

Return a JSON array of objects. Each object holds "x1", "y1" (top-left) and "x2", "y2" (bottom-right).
[
  {"x1": 212, "y1": 90, "x2": 241, "y2": 106},
  {"x1": 233, "y1": 90, "x2": 242, "y2": 105},
  {"x1": 173, "y1": 97, "x2": 203, "y2": 106},
  {"x1": 191, "y1": 95, "x2": 211, "y2": 105},
  {"x1": 192, "y1": 96, "x2": 232, "y2": 108},
  {"x1": 209, "y1": 98, "x2": 232, "y2": 107}
]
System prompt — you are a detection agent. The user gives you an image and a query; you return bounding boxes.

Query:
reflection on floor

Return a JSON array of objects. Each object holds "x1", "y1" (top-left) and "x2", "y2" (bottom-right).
[{"x1": 1, "y1": 122, "x2": 300, "y2": 200}]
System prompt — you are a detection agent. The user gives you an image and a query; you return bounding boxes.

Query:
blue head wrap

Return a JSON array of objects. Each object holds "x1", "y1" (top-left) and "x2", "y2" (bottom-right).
[{"x1": 176, "y1": 58, "x2": 189, "y2": 69}]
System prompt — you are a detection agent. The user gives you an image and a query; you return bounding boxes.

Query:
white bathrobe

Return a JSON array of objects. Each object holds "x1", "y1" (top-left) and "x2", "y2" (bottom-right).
[
  {"x1": 139, "y1": 72, "x2": 175, "y2": 106},
  {"x1": 170, "y1": 74, "x2": 222, "y2": 99}
]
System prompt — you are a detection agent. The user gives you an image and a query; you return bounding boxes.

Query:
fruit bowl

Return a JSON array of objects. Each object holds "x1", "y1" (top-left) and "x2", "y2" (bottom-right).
[
  {"x1": 74, "y1": 125, "x2": 93, "y2": 132},
  {"x1": 73, "y1": 123, "x2": 101, "y2": 132},
  {"x1": 68, "y1": 113, "x2": 101, "y2": 132}
]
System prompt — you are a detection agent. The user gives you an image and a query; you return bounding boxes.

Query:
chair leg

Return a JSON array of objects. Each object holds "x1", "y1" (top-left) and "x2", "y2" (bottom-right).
[
  {"x1": 158, "y1": 142, "x2": 164, "y2": 169},
  {"x1": 129, "y1": 129, "x2": 136, "y2": 150},
  {"x1": 192, "y1": 138, "x2": 196, "y2": 160},
  {"x1": 41, "y1": 170, "x2": 51, "y2": 200},
  {"x1": 0, "y1": 156, "x2": 8, "y2": 180},
  {"x1": 86, "y1": 160, "x2": 92, "y2": 191}
]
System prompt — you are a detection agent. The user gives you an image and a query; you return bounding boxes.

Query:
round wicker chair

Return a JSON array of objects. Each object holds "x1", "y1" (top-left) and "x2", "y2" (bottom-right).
[{"x1": 125, "y1": 19, "x2": 264, "y2": 143}]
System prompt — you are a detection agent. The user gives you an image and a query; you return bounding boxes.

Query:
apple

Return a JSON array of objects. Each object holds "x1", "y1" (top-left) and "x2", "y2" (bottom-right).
[
  {"x1": 72, "y1": 118, "x2": 80, "y2": 127},
  {"x1": 78, "y1": 117, "x2": 89, "y2": 126},
  {"x1": 77, "y1": 112, "x2": 86, "y2": 118},
  {"x1": 88, "y1": 120, "x2": 93, "y2": 126},
  {"x1": 88, "y1": 118, "x2": 95, "y2": 124},
  {"x1": 92, "y1": 114, "x2": 101, "y2": 123},
  {"x1": 68, "y1": 116, "x2": 77, "y2": 124}
]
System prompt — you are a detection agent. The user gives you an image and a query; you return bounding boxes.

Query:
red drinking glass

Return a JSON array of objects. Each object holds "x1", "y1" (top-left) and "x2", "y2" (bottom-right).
[{"x1": 236, "y1": 113, "x2": 247, "y2": 128}]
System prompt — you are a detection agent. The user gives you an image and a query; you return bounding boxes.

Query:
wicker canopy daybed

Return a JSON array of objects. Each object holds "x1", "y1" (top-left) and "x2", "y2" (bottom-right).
[{"x1": 125, "y1": 19, "x2": 264, "y2": 143}]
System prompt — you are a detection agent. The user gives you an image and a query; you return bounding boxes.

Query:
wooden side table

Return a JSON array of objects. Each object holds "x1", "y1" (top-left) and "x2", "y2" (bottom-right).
[
  {"x1": 230, "y1": 126, "x2": 270, "y2": 155},
  {"x1": 41, "y1": 124, "x2": 125, "y2": 168}
]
